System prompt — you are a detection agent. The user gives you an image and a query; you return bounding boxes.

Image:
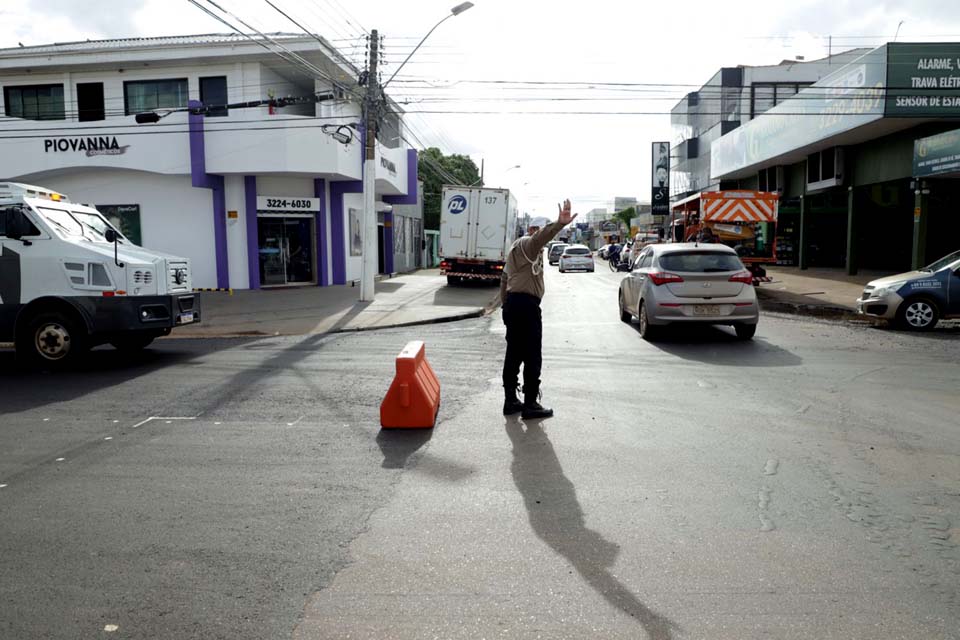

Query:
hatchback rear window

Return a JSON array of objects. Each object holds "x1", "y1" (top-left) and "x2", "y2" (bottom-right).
[
  {"x1": 550, "y1": 245, "x2": 567, "y2": 254},
  {"x1": 659, "y1": 252, "x2": 743, "y2": 272},
  {"x1": 564, "y1": 247, "x2": 590, "y2": 255}
]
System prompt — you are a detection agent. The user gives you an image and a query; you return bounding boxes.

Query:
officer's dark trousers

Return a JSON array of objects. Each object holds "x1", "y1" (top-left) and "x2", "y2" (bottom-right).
[{"x1": 502, "y1": 292, "x2": 542, "y2": 397}]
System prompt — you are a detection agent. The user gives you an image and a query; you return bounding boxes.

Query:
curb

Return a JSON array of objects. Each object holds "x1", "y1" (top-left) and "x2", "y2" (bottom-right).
[
  {"x1": 166, "y1": 295, "x2": 501, "y2": 339},
  {"x1": 330, "y1": 308, "x2": 488, "y2": 334},
  {"x1": 755, "y1": 293, "x2": 878, "y2": 325}
]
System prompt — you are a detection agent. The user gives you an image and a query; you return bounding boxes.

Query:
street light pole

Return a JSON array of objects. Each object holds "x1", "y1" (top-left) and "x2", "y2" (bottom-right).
[{"x1": 360, "y1": 3, "x2": 474, "y2": 301}]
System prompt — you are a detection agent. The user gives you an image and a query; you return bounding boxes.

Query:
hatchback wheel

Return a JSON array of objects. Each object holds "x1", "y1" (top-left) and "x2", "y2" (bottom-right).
[
  {"x1": 638, "y1": 302, "x2": 657, "y2": 340},
  {"x1": 734, "y1": 323, "x2": 757, "y2": 340},
  {"x1": 619, "y1": 292, "x2": 631, "y2": 322}
]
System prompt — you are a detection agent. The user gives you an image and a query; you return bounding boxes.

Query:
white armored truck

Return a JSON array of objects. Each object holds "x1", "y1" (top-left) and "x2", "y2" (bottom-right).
[{"x1": 0, "y1": 182, "x2": 200, "y2": 367}]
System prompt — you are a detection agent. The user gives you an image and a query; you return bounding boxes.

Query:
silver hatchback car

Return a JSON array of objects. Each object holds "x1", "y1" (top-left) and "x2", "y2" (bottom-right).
[{"x1": 618, "y1": 243, "x2": 759, "y2": 340}]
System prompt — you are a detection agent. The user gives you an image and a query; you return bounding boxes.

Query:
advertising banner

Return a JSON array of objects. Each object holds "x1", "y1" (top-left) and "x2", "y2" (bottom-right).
[
  {"x1": 97, "y1": 204, "x2": 142, "y2": 245},
  {"x1": 914, "y1": 127, "x2": 960, "y2": 177},
  {"x1": 886, "y1": 43, "x2": 960, "y2": 117},
  {"x1": 652, "y1": 142, "x2": 670, "y2": 215}
]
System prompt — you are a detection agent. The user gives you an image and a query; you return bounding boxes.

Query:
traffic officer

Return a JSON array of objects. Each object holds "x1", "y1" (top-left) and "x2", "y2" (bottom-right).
[{"x1": 500, "y1": 199, "x2": 577, "y2": 419}]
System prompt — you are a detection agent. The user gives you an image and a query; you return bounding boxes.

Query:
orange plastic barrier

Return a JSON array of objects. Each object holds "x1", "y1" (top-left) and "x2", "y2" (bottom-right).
[{"x1": 380, "y1": 340, "x2": 441, "y2": 429}]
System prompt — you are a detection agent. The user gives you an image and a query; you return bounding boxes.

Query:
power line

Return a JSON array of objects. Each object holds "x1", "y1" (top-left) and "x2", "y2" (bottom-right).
[
  {"x1": 188, "y1": 0, "x2": 357, "y2": 98},
  {"x1": 259, "y1": 0, "x2": 363, "y2": 94}
]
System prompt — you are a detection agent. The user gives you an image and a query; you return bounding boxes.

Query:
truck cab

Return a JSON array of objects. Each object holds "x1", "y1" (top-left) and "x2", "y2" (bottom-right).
[{"x1": 0, "y1": 182, "x2": 200, "y2": 367}]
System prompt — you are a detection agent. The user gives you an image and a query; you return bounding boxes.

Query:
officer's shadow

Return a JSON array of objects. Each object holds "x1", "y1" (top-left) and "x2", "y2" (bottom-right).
[{"x1": 505, "y1": 416, "x2": 678, "y2": 640}]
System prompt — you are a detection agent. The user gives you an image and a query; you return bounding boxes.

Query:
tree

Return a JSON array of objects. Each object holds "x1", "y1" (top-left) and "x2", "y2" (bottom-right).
[
  {"x1": 418, "y1": 147, "x2": 482, "y2": 230},
  {"x1": 612, "y1": 206, "x2": 636, "y2": 232}
]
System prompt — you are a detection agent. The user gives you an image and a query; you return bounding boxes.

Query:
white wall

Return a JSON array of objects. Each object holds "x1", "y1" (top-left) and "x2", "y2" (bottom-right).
[
  {"x1": 259, "y1": 66, "x2": 313, "y2": 116},
  {"x1": 24, "y1": 169, "x2": 219, "y2": 288},
  {"x1": 257, "y1": 176, "x2": 313, "y2": 197},
  {"x1": 224, "y1": 174, "x2": 248, "y2": 289}
]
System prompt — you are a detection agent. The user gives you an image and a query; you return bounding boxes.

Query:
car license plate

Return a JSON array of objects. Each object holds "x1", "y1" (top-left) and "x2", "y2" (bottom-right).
[
  {"x1": 178, "y1": 312, "x2": 196, "y2": 325},
  {"x1": 693, "y1": 305, "x2": 719, "y2": 316}
]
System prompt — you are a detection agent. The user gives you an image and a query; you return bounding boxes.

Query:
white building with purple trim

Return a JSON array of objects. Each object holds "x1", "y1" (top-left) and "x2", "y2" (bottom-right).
[{"x1": 0, "y1": 34, "x2": 419, "y2": 289}]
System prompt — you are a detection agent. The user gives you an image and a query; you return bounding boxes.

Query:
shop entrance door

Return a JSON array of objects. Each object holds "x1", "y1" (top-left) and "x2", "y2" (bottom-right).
[{"x1": 257, "y1": 216, "x2": 315, "y2": 286}]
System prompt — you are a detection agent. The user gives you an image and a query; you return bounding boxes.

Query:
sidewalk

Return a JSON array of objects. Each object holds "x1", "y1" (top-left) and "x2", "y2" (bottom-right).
[
  {"x1": 176, "y1": 269, "x2": 500, "y2": 337},
  {"x1": 755, "y1": 266, "x2": 892, "y2": 317}
]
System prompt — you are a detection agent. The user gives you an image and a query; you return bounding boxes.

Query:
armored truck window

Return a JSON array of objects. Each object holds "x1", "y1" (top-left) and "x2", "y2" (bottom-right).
[
  {"x1": 0, "y1": 206, "x2": 41, "y2": 236},
  {"x1": 3, "y1": 84, "x2": 65, "y2": 120},
  {"x1": 37, "y1": 207, "x2": 83, "y2": 237}
]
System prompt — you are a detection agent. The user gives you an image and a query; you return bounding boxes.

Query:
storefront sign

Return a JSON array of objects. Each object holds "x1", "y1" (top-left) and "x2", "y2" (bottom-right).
[
  {"x1": 44, "y1": 136, "x2": 129, "y2": 157},
  {"x1": 652, "y1": 142, "x2": 670, "y2": 216},
  {"x1": 886, "y1": 43, "x2": 960, "y2": 116},
  {"x1": 256, "y1": 196, "x2": 320, "y2": 212},
  {"x1": 380, "y1": 157, "x2": 397, "y2": 176},
  {"x1": 913, "y1": 127, "x2": 960, "y2": 177}
]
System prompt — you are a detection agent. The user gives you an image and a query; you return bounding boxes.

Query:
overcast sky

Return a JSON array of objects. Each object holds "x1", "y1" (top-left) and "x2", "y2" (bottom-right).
[{"x1": 4, "y1": 0, "x2": 960, "y2": 217}]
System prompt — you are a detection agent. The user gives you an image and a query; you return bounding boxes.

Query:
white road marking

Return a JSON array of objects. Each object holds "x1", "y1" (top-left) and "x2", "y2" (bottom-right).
[
  {"x1": 104, "y1": 624, "x2": 119, "y2": 632},
  {"x1": 55, "y1": 458, "x2": 65, "y2": 462},
  {"x1": 104, "y1": 437, "x2": 113, "y2": 441},
  {"x1": 43, "y1": 418, "x2": 49, "y2": 422},
  {"x1": 112, "y1": 420, "x2": 119, "y2": 424},
  {"x1": 0, "y1": 484, "x2": 7, "y2": 489},
  {"x1": 286, "y1": 416, "x2": 305, "y2": 427},
  {"x1": 214, "y1": 422, "x2": 222, "y2": 425},
  {"x1": 131, "y1": 416, "x2": 197, "y2": 429}
]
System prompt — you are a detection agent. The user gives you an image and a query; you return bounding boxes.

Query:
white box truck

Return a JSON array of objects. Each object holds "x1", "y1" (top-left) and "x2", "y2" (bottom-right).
[
  {"x1": 0, "y1": 182, "x2": 200, "y2": 368},
  {"x1": 439, "y1": 186, "x2": 519, "y2": 285}
]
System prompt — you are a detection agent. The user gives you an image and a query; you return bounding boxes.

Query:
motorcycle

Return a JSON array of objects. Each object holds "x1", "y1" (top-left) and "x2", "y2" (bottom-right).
[{"x1": 607, "y1": 247, "x2": 631, "y2": 272}]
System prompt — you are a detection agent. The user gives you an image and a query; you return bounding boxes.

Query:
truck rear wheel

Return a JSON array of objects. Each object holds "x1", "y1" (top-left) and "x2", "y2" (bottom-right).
[
  {"x1": 17, "y1": 311, "x2": 88, "y2": 369},
  {"x1": 110, "y1": 333, "x2": 156, "y2": 352}
]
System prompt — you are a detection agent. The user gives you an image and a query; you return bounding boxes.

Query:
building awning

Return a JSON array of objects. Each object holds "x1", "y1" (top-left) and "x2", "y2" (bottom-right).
[
  {"x1": 702, "y1": 191, "x2": 778, "y2": 222},
  {"x1": 710, "y1": 42, "x2": 960, "y2": 180}
]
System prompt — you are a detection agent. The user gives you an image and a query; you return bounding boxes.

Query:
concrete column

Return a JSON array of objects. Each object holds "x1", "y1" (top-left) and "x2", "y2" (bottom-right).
[
  {"x1": 912, "y1": 181, "x2": 930, "y2": 270},
  {"x1": 846, "y1": 186, "x2": 857, "y2": 276},
  {"x1": 798, "y1": 195, "x2": 808, "y2": 270}
]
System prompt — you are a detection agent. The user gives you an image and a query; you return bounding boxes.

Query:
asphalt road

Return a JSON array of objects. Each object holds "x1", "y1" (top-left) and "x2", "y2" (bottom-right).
[{"x1": 1, "y1": 262, "x2": 958, "y2": 639}]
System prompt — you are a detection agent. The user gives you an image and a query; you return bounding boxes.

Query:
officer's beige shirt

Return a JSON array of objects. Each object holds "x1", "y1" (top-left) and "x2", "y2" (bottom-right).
[{"x1": 499, "y1": 220, "x2": 566, "y2": 301}]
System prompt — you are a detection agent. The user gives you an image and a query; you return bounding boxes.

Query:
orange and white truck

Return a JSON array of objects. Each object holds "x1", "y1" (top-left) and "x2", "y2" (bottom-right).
[{"x1": 673, "y1": 190, "x2": 779, "y2": 281}]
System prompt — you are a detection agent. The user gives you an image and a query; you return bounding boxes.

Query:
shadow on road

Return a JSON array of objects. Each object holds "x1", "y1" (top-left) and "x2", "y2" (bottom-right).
[
  {"x1": 505, "y1": 417, "x2": 678, "y2": 639},
  {"x1": 0, "y1": 338, "x2": 261, "y2": 414},
  {"x1": 376, "y1": 428, "x2": 433, "y2": 469},
  {"x1": 633, "y1": 324, "x2": 803, "y2": 367}
]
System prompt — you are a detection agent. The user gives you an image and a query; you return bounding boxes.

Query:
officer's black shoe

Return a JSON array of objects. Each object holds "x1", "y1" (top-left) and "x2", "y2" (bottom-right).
[
  {"x1": 521, "y1": 400, "x2": 553, "y2": 420},
  {"x1": 503, "y1": 386, "x2": 523, "y2": 416},
  {"x1": 503, "y1": 398, "x2": 524, "y2": 416}
]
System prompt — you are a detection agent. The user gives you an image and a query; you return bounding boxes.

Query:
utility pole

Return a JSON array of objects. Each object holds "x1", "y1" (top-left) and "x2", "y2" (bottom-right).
[{"x1": 360, "y1": 29, "x2": 380, "y2": 302}]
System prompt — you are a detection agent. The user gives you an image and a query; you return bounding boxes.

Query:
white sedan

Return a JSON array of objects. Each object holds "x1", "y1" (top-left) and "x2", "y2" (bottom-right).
[{"x1": 559, "y1": 245, "x2": 595, "y2": 272}]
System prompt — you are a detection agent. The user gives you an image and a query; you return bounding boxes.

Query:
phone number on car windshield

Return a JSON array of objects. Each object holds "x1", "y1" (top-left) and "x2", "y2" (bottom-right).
[{"x1": 266, "y1": 198, "x2": 314, "y2": 209}]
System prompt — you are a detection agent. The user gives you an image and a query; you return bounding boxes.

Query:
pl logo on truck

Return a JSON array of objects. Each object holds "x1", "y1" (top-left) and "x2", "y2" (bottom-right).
[{"x1": 447, "y1": 195, "x2": 467, "y2": 215}]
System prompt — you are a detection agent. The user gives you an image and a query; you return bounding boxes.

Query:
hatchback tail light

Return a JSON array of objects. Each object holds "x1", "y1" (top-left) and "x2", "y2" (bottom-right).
[
  {"x1": 729, "y1": 271, "x2": 754, "y2": 285},
  {"x1": 648, "y1": 272, "x2": 684, "y2": 286}
]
